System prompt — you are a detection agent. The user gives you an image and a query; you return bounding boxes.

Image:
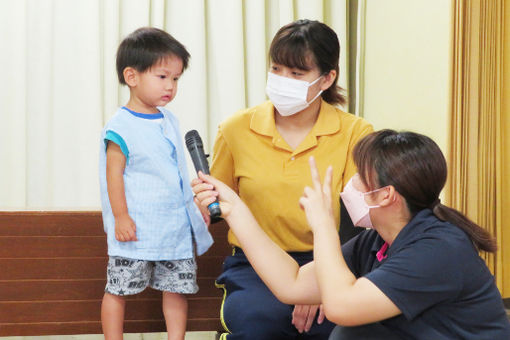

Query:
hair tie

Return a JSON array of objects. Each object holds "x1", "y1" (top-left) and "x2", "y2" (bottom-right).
[{"x1": 430, "y1": 198, "x2": 441, "y2": 209}]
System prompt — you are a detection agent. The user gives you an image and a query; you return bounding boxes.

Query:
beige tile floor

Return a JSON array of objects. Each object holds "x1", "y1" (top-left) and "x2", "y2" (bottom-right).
[{"x1": 0, "y1": 332, "x2": 217, "y2": 340}]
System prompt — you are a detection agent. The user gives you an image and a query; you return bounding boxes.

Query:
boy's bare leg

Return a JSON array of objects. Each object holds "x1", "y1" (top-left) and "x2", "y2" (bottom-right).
[
  {"x1": 163, "y1": 291, "x2": 188, "y2": 340},
  {"x1": 101, "y1": 292, "x2": 125, "y2": 340}
]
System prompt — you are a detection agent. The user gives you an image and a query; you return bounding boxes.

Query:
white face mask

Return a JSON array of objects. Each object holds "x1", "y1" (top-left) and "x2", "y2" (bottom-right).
[{"x1": 265, "y1": 72, "x2": 323, "y2": 116}]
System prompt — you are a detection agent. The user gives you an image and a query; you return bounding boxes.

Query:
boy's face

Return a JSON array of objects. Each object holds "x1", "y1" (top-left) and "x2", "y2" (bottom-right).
[{"x1": 129, "y1": 55, "x2": 183, "y2": 111}]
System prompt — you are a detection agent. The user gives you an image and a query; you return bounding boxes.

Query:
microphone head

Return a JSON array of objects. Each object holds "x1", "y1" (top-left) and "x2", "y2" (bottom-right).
[{"x1": 185, "y1": 130, "x2": 203, "y2": 150}]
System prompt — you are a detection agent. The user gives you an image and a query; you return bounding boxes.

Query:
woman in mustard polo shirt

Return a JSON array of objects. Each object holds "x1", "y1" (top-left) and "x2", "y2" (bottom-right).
[{"x1": 207, "y1": 20, "x2": 373, "y2": 340}]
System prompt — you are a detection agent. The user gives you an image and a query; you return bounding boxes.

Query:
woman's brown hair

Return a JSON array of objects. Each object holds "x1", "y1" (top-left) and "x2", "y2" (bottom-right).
[
  {"x1": 353, "y1": 129, "x2": 497, "y2": 253},
  {"x1": 269, "y1": 19, "x2": 346, "y2": 106}
]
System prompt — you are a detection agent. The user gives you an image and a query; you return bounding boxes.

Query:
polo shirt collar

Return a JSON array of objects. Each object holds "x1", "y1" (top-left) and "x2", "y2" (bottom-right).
[
  {"x1": 369, "y1": 232, "x2": 387, "y2": 264},
  {"x1": 368, "y1": 210, "x2": 437, "y2": 267},
  {"x1": 311, "y1": 100, "x2": 341, "y2": 136},
  {"x1": 249, "y1": 100, "x2": 341, "y2": 148},
  {"x1": 386, "y1": 209, "x2": 437, "y2": 258},
  {"x1": 249, "y1": 101, "x2": 275, "y2": 137}
]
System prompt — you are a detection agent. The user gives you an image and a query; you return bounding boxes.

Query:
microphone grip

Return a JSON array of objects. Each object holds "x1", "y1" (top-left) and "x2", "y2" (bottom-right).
[
  {"x1": 187, "y1": 144, "x2": 222, "y2": 219},
  {"x1": 206, "y1": 201, "x2": 222, "y2": 219}
]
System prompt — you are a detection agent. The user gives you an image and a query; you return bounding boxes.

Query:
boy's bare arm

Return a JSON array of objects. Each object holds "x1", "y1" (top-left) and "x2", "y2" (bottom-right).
[{"x1": 106, "y1": 141, "x2": 137, "y2": 242}]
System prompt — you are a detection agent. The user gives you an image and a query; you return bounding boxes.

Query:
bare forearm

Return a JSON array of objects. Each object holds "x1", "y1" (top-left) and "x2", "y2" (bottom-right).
[
  {"x1": 225, "y1": 202, "x2": 320, "y2": 304},
  {"x1": 105, "y1": 143, "x2": 128, "y2": 218},
  {"x1": 313, "y1": 223, "x2": 356, "y2": 314},
  {"x1": 106, "y1": 172, "x2": 128, "y2": 217}
]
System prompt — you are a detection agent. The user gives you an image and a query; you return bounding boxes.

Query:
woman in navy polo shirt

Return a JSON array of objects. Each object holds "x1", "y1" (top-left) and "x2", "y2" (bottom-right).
[{"x1": 193, "y1": 129, "x2": 510, "y2": 339}]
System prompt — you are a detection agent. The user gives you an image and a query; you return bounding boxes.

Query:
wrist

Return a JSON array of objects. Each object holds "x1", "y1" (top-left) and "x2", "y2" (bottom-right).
[
  {"x1": 225, "y1": 197, "x2": 247, "y2": 222},
  {"x1": 314, "y1": 220, "x2": 337, "y2": 234},
  {"x1": 315, "y1": 212, "x2": 336, "y2": 230},
  {"x1": 113, "y1": 211, "x2": 129, "y2": 219}
]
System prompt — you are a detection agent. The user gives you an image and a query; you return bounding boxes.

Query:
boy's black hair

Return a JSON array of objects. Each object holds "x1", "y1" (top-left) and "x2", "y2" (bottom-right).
[{"x1": 116, "y1": 27, "x2": 190, "y2": 85}]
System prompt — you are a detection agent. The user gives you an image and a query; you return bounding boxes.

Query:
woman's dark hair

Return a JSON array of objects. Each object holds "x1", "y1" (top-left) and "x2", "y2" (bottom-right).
[
  {"x1": 116, "y1": 27, "x2": 190, "y2": 85},
  {"x1": 269, "y1": 19, "x2": 346, "y2": 106},
  {"x1": 353, "y1": 129, "x2": 497, "y2": 253}
]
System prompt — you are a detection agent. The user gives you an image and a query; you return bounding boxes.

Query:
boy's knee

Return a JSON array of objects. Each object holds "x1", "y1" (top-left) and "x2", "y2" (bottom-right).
[
  {"x1": 102, "y1": 292, "x2": 126, "y2": 310},
  {"x1": 162, "y1": 291, "x2": 187, "y2": 303},
  {"x1": 103, "y1": 292, "x2": 125, "y2": 300}
]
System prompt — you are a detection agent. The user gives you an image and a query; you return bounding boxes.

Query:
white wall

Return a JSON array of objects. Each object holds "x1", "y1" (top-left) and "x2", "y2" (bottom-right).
[
  {"x1": 0, "y1": 0, "x2": 453, "y2": 209},
  {"x1": 361, "y1": 0, "x2": 452, "y2": 154}
]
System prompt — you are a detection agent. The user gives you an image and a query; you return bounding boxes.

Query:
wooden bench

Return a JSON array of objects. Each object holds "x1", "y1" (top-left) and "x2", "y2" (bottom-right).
[{"x1": 0, "y1": 211, "x2": 230, "y2": 337}]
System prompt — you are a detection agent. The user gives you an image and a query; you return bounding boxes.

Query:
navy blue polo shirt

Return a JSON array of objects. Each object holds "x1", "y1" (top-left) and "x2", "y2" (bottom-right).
[{"x1": 342, "y1": 209, "x2": 510, "y2": 340}]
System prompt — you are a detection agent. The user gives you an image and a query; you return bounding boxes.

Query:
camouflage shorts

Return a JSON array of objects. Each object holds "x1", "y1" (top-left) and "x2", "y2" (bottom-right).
[{"x1": 105, "y1": 256, "x2": 198, "y2": 296}]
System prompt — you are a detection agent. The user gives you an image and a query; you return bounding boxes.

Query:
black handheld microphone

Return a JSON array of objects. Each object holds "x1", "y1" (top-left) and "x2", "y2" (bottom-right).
[{"x1": 185, "y1": 130, "x2": 222, "y2": 219}]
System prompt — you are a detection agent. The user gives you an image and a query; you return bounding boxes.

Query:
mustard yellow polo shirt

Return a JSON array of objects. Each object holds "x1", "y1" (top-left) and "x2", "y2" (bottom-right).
[{"x1": 210, "y1": 100, "x2": 373, "y2": 252}]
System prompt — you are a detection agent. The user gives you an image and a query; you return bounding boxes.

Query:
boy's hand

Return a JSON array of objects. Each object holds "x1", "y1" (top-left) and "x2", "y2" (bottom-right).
[{"x1": 114, "y1": 214, "x2": 138, "y2": 242}]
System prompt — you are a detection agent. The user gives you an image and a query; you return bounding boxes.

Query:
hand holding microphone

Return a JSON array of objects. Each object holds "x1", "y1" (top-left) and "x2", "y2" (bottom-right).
[{"x1": 185, "y1": 130, "x2": 222, "y2": 219}]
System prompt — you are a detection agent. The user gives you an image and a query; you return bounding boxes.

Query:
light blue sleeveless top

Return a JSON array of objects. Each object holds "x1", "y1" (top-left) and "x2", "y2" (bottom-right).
[{"x1": 99, "y1": 107, "x2": 213, "y2": 260}]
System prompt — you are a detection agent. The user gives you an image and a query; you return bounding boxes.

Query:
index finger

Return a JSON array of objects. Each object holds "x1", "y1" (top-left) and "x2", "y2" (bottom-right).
[
  {"x1": 304, "y1": 305, "x2": 317, "y2": 332},
  {"x1": 323, "y1": 166, "x2": 333, "y2": 198},
  {"x1": 191, "y1": 177, "x2": 203, "y2": 186},
  {"x1": 308, "y1": 156, "x2": 322, "y2": 190},
  {"x1": 317, "y1": 305, "x2": 325, "y2": 324},
  {"x1": 198, "y1": 171, "x2": 222, "y2": 189}
]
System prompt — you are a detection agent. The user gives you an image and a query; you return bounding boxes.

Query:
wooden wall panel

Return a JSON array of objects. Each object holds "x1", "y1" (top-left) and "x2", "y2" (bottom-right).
[
  {"x1": 0, "y1": 278, "x2": 220, "y2": 301},
  {"x1": 0, "y1": 319, "x2": 220, "y2": 336},
  {"x1": 0, "y1": 257, "x2": 223, "y2": 280},
  {"x1": 0, "y1": 298, "x2": 220, "y2": 323},
  {"x1": 0, "y1": 212, "x2": 104, "y2": 236},
  {"x1": 0, "y1": 212, "x2": 229, "y2": 336},
  {"x1": 0, "y1": 236, "x2": 106, "y2": 257}
]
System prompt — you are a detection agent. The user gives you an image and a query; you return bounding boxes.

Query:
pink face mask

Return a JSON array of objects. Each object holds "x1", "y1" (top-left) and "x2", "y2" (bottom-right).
[{"x1": 340, "y1": 176, "x2": 386, "y2": 229}]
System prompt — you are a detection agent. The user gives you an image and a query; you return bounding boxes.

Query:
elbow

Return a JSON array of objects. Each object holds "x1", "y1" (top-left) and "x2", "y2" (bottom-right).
[
  {"x1": 272, "y1": 289, "x2": 299, "y2": 305},
  {"x1": 269, "y1": 286, "x2": 316, "y2": 306},
  {"x1": 322, "y1": 299, "x2": 364, "y2": 327}
]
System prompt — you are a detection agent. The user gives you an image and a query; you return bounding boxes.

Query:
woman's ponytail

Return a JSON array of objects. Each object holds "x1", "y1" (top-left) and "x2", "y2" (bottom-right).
[{"x1": 433, "y1": 204, "x2": 497, "y2": 253}]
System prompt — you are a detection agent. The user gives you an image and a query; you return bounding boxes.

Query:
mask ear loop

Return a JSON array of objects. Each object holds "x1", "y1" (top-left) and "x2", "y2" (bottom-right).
[
  {"x1": 307, "y1": 89, "x2": 323, "y2": 105},
  {"x1": 308, "y1": 74, "x2": 324, "y2": 86},
  {"x1": 306, "y1": 75, "x2": 324, "y2": 104},
  {"x1": 363, "y1": 186, "x2": 392, "y2": 209}
]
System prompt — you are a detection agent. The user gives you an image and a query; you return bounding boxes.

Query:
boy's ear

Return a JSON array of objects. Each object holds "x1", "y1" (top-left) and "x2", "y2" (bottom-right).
[{"x1": 123, "y1": 67, "x2": 138, "y2": 87}]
